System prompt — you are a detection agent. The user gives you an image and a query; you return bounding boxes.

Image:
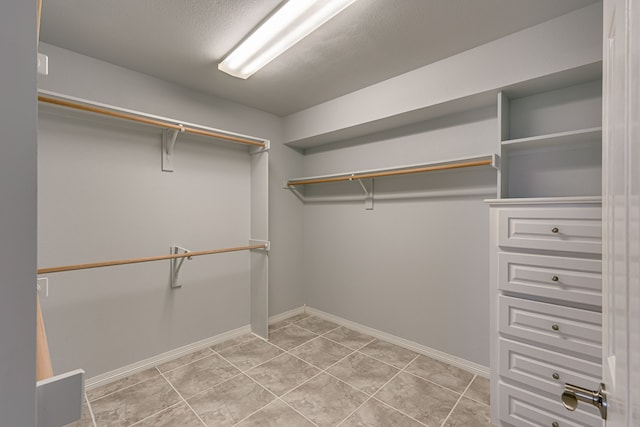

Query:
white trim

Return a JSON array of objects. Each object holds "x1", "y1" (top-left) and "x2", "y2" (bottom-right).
[
  {"x1": 85, "y1": 303, "x2": 489, "y2": 391},
  {"x1": 85, "y1": 305, "x2": 307, "y2": 390},
  {"x1": 305, "y1": 306, "x2": 490, "y2": 378},
  {"x1": 38, "y1": 89, "x2": 269, "y2": 146},
  {"x1": 484, "y1": 196, "x2": 602, "y2": 205},
  {"x1": 85, "y1": 324, "x2": 250, "y2": 390},
  {"x1": 268, "y1": 305, "x2": 306, "y2": 324},
  {"x1": 286, "y1": 154, "x2": 497, "y2": 185}
]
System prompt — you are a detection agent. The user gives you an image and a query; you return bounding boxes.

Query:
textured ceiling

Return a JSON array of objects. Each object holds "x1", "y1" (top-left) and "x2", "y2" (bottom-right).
[{"x1": 40, "y1": 0, "x2": 599, "y2": 116}]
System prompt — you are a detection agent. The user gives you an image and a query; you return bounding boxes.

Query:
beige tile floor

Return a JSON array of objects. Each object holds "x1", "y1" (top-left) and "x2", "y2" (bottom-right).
[{"x1": 67, "y1": 314, "x2": 493, "y2": 427}]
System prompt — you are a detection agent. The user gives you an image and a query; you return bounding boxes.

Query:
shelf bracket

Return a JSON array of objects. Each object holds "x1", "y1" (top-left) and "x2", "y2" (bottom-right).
[
  {"x1": 249, "y1": 239, "x2": 271, "y2": 251},
  {"x1": 491, "y1": 153, "x2": 501, "y2": 170},
  {"x1": 162, "y1": 126, "x2": 184, "y2": 172},
  {"x1": 351, "y1": 176, "x2": 374, "y2": 210},
  {"x1": 170, "y1": 245, "x2": 192, "y2": 288},
  {"x1": 284, "y1": 181, "x2": 306, "y2": 203},
  {"x1": 250, "y1": 139, "x2": 270, "y2": 154}
]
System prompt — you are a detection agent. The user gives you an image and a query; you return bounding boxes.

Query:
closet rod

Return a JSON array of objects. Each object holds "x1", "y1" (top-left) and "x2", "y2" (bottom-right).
[
  {"x1": 37, "y1": 244, "x2": 267, "y2": 274},
  {"x1": 287, "y1": 159, "x2": 493, "y2": 187},
  {"x1": 38, "y1": 95, "x2": 266, "y2": 148}
]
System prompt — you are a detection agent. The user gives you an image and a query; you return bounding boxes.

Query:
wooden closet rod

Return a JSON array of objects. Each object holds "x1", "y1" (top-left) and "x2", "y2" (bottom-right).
[
  {"x1": 287, "y1": 159, "x2": 493, "y2": 187},
  {"x1": 38, "y1": 96, "x2": 266, "y2": 148},
  {"x1": 37, "y1": 244, "x2": 267, "y2": 274}
]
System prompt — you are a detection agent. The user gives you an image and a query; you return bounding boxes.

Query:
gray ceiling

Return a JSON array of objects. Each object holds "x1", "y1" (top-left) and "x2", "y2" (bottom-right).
[{"x1": 40, "y1": 0, "x2": 598, "y2": 116}]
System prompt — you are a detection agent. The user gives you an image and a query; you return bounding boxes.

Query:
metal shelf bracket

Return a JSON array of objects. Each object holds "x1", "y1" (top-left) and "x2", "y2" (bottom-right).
[
  {"x1": 283, "y1": 180, "x2": 306, "y2": 203},
  {"x1": 250, "y1": 139, "x2": 270, "y2": 154},
  {"x1": 491, "y1": 153, "x2": 500, "y2": 169},
  {"x1": 249, "y1": 239, "x2": 271, "y2": 251},
  {"x1": 351, "y1": 176, "x2": 374, "y2": 210},
  {"x1": 170, "y1": 245, "x2": 192, "y2": 288},
  {"x1": 162, "y1": 126, "x2": 185, "y2": 172}
]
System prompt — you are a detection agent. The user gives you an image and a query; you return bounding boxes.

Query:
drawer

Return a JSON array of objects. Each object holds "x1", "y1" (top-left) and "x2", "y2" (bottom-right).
[
  {"x1": 499, "y1": 338, "x2": 601, "y2": 400},
  {"x1": 498, "y1": 252, "x2": 602, "y2": 307},
  {"x1": 498, "y1": 207, "x2": 601, "y2": 254},
  {"x1": 498, "y1": 295, "x2": 601, "y2": 360},
  {"x1": 499, "y1": 382, "x2": 602, "y2": 427}
]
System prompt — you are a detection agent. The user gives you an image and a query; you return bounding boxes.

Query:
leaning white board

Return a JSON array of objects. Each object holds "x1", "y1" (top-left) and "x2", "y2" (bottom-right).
[{"x1": 37, "y1": 369, "x2": 85, "y2": 427}]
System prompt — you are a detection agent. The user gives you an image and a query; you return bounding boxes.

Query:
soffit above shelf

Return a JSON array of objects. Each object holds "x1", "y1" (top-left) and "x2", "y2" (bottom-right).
[{"x1": 284, "y1": 61, "x2": 602, "y2": 151}]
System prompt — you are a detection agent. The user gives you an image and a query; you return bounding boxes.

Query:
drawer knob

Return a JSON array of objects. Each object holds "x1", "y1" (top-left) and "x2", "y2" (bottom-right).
[
  {"x1": 552, "y1": 423, "x2": 559, "y2": 427},
  {"x1": 552, "y1": 372, "x2": 560, "y2": 380},
  {"x1": 551, "y1": 227, "x2": 559, "y2": 233},
  {"x1": 552, "y1": 275, "x2": 559, "y2": 282},
  {"x1": 552, "y1": 324, "x2": 560, "y2": 331}
]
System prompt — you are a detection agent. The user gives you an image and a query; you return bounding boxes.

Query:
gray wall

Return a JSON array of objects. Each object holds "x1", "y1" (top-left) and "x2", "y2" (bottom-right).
[
  {"x1": 284, "y1": 3, "x2": 603, "y2": 145},
  {"x1": 0, "y1": 1, "x2": 37, "y2": 425},
  {"x1": 37, "y1": 43, "x2": 304, "y2": 377},
  {"x1": 302, "y1": 108, "x2": 497, "y2": 366},
  {"x1": 34, "y1": 3, "x2": 604, "y2": 379},
  {"x1": 290, "y1": 3, "x2": 602, "y2": 368}
]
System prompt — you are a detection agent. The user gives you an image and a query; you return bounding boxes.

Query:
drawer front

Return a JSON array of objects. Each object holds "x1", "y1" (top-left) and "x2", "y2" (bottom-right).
[
  {"x1": 498, "y1": 252, "x2": 602, "y2": 306},
  {"x1": 499, "y1": 382, "x2": 602, "y2": 427},
  {"x1": 498, "y1": 207, "x2": 601, "y2": 254},
  {"x1": 498, "y1": 295, "x2": 601, "y2": 359},
  {"x1": 499, "y1": 338, "x2": 601, "y2": 399}
]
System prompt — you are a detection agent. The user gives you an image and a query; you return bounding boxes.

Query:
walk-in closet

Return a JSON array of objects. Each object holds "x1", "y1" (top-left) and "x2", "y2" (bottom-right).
[{"x1": 2, "y1": 1, "x2": 639, "y2": 426}]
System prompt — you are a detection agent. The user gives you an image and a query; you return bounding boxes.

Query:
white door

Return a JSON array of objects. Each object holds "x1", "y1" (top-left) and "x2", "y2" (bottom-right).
[{"x1": 602, "y1": 0, "x2": 640, "y2": 425}]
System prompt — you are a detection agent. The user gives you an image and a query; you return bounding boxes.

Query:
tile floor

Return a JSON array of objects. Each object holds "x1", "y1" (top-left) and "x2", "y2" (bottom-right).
[{"x1": 67, "y1": 313, "x2": 493, "y2": 427}]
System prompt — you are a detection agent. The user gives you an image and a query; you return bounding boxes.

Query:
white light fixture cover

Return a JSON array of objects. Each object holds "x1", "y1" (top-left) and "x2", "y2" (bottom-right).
[{"x1": 219, "y1": 0, "x2": 357, "y2": 79}]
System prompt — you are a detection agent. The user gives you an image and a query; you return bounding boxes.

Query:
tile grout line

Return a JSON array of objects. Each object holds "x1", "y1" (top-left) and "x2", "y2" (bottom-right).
[
  {"x1": 179, "y1": 369, "x2": 246, "y2": 402},
  {"x1": 270, "y1": 327, "x2": 429, "y2": 425},
  {"x1": 351, "y1": 348, "x2": 416, "y2": 371},
  {"x1": 126, "y1": 401, "x2": 196, "y2": 427},
  {"x1": 230, "y1": 372, "x2": 319, "y2": 427},
  {"x1": 320, "y1": 334, "x2": 376, "y2": 352},
  {"x1": 216, "y1": 343, "x2": 294, "y2": 378},
  {"x1": 368, "y1": 396, "x2": 430, "y2": 427},
  {"x1": 334, "y1": 352, "x2": 422, "y2": 426},
  {"x1": 402, "y1": 367, "x2": 473, "y2": 397},
  {"x1": 459, "y1": 376, "x2": 491, "y2": 407},
  {"x1": 90, "y1": 316, "x2": 486, "y2": 427},
  {"x1": 86, "y1": 371, "x2": 161, "y2": 404},
  {"x1": 439, "y1": 374, "x2": 476, "y2": 427},
  {"x1": 213, "y1": 348, "x2": 319, "y2": 427},
  {"x1": 84, "y1": 392, "x2": 98, "y2": 427},
  {"x1": 361, "y1": 353, "x2": 432, "y2": 427},
  {"x1": 335, "y1": 395, "x2": 374, "y2": 427},
  {"x1": 155, "y1": 347, "x2": 217, "y2": 375},
  {"x1": 89, "y1": 346, "x2": 219, "y2": 407},
  {"x1": 156, "y1": 369, "x2": 208, "y2": 427}
]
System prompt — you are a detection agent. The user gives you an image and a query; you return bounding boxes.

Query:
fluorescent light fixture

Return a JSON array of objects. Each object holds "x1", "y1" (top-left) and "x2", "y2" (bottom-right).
[{"x1": 218, "y1": 0, "x2": 357, "y2": 79}]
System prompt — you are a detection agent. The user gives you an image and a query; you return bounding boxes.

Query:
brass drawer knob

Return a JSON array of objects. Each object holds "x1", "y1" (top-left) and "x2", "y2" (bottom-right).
[
  {"x1": 552, "y1": 324, "x2": 560, "y2": 331},
  {"x1": 552, "y1": 275, "x2": 559, "y2": 282},
  {"x1": 551, "y1": 227, "x2": 559, "y2": 233},
  {"x1": 553, "y1": 372, "x2": 560, "y2": 380},
  {"x1": 552, "y1": 422, "x2": 559, "y2": 427}
]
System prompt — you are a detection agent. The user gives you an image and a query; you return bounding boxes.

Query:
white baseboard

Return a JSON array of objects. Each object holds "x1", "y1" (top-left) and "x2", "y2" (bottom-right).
[
  {"x1": 85, "y1": 324, "x2": 251, "y2": 390},
  {"x1": 305, "y1": 306, "x2": 490, "y2": 378},
  {"x1": 86, "y1": 303, "x2": 488, "y2": 390},
  {"x1": 85, "y1": 306, "x2": 308, "y2": 391},
  {"x1": 268, "y1": 305, "x2": 306, "y2": 324}
]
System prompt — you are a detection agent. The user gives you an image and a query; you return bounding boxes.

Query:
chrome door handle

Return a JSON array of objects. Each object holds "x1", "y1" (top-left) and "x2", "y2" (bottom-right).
[{"x1": 561, "y1": 382, "x2": 607, "y2": 420}]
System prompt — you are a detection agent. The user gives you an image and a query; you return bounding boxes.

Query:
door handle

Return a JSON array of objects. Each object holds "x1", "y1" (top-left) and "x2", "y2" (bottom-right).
[{"x1": 561, "y1": 382, "x2": 607, "y2": 420}]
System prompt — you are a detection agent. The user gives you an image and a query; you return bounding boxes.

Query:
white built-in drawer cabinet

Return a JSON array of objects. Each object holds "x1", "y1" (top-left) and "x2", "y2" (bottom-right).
[{"x1": 487, "y1": 197, "x2": 603, "y2": 427}]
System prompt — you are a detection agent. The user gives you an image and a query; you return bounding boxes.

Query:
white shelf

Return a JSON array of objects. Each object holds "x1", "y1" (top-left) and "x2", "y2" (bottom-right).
[
  {"x1": 286, "y1": 154, "x2": 498, "y2": 186},
  {"x1": 501, "y1": 127, "x2": 602, "y2": 150}
]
